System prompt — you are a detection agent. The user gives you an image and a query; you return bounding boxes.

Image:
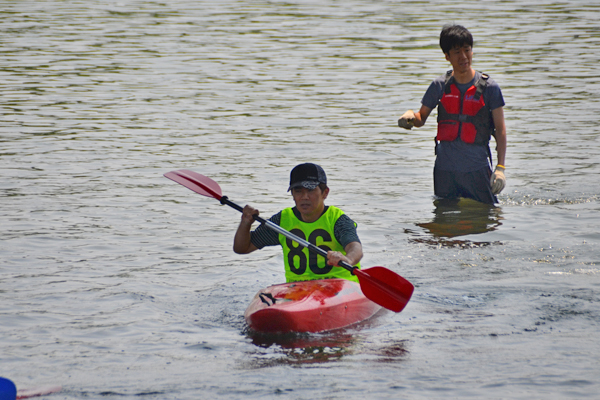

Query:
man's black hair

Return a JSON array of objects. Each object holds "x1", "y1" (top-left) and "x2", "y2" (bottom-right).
[{"x1": 439, "y1": 25, "x2": 473, "y2": 54}]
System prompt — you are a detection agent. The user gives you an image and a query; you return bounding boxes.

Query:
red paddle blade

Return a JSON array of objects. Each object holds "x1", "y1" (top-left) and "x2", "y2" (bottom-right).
[
  {"x1": 164, "y1": 169, "x2": 223, "y2": 199},
  {"x1": 355, "y1": 267, "x2": 414, "y2": 313}
]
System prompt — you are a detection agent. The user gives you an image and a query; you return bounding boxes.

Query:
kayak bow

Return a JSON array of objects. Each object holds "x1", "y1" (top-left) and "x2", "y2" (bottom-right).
[{"x1": 244, "y1": 278, "x2": 382, "y2": 333}]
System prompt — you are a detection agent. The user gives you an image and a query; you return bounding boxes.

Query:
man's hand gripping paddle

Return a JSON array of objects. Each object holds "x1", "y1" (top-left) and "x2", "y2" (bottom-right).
[{"x1": 164, "y1": 169, "x2": 414, "y2": 313}]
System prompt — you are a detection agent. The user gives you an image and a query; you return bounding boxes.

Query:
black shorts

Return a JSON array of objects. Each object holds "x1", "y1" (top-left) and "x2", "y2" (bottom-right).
[{"x1": 433, "y1": 167, "x2": 498, "y2": 205}]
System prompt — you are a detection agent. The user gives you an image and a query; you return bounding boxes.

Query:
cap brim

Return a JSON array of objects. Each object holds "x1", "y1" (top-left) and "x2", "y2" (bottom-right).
[{"x1": 287, "y1": 181, "x2": 320, "y2": 191}]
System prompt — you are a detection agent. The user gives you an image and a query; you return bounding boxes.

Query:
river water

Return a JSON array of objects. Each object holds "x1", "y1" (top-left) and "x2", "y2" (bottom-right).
[{"x1": 1, "y1": 0, "x2": 599, "y2": 398}]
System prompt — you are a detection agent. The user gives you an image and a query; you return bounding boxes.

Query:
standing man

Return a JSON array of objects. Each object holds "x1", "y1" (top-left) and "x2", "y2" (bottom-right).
[{"x1": 398, "y1": 25, "x2": 507, "y2": 205}]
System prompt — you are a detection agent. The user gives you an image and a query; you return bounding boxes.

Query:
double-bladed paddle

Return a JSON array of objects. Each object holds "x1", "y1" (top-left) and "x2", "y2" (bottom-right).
[{"x1": 164, "y1": 169, "x2": 414, "y2": 313}]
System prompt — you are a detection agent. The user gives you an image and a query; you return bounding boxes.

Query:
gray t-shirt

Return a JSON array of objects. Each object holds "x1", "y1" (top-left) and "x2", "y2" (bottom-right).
[{"x1": 422, "y1": 71, "x2": 505, "y2": 172}]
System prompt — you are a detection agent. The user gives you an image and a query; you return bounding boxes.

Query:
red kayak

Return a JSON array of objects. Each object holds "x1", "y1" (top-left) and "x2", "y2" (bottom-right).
[{"x1": 244, "y1": 278, "x2": 382, "y2": 333}]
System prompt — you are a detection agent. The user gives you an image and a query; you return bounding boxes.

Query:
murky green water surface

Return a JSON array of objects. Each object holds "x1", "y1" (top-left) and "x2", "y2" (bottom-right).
[{"x1": 1, "y1": 0, "x2": 599, "y2": 398}]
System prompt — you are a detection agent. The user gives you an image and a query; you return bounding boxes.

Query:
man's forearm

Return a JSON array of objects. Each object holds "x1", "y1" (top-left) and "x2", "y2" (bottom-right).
[
  {"x1": 344, "y1": 241, "x2": 363, "y2": 266},
  {"x1": 233, "y1": 221, "x2": 253, "y2": 254}
]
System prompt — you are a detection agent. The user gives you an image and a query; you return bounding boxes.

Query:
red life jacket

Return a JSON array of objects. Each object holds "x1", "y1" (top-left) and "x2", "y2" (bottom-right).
[{"x1": 437, "y1": 71, "x2": 495, "y2": 145}]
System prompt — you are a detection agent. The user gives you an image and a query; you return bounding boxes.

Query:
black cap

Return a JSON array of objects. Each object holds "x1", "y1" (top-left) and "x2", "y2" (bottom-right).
[{"x1": 287, "y1": 163, "x2": 327, "y2": 191}]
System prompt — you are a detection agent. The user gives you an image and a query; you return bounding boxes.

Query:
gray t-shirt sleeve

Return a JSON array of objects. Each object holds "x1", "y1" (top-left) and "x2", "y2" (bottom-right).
[
  {"x1": 334, "y1": 214, "x2": 361, "y2": 248},
  {"x1": 422, "y1": 75, "x2": 446, "y2": 110},
  {"x1": 249, "y1": 211, "x2": 282, "y2": 249},
  {"x1": 483, "y1": 77, "x2": 505, "y2": 110}
]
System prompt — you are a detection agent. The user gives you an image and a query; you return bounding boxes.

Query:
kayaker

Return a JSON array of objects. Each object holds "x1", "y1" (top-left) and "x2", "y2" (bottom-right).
[
  {"x1": 233, "y1": 163, "x2": 363, "y2": 283},
  {"x1": 397, "y1": 24, "x2": 507, "y2": 205}
]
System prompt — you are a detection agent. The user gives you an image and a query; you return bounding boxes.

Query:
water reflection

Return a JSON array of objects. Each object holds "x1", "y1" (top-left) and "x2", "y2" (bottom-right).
[
  {"x1": 245, "y1": 330, "x2": 409, "y2": 368},
  {"x1": 248, "y1": 331, "x2": 357, "y2": 366},
  {"x1": 407, "y1": 198, "x2": 503, "y2": 247},
  {"x1": 243, "y1": 309, "x2": 408, "y2": 367}
]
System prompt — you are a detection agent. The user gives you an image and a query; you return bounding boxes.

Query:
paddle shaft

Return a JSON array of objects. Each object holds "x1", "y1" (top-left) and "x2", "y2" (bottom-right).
[{"x1": 219, "y1": 195, "x2": 358, "y2": 274}]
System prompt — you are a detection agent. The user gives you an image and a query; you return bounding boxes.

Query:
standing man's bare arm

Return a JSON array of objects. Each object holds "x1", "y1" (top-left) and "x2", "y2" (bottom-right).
[
  {"x1": 413, "y1": 105, "x2": 432, "y2": 127},
  {"x1": 398, "y1": 105, "x2": 432, "y2": 129},
  {"x1": 491, "y1": 107, "x2": 507, "y2": 167}
]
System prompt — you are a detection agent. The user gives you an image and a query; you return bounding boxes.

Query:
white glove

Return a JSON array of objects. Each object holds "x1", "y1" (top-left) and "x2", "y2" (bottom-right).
[
  {"x1": 490, "y1": 165, "x2": 506, "y2": 195},
  {"x1": 398, "y1": 110, "x2": 415, "y2": 130}
]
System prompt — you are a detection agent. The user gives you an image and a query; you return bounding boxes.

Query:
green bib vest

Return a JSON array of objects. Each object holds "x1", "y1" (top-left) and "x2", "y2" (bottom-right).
[{"x1": 278, "y1": 206, "x2": 360, "y2": 283}]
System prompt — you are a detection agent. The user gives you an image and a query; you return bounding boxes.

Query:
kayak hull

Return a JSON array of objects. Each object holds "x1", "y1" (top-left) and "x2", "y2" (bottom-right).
[{"x1": 244, "y1": 278, "x2": 382, "y2": 333}]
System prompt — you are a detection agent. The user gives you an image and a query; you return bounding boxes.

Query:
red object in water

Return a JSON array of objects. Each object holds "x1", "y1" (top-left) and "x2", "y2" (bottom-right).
[
  {"x1": 16, "y1": 386, "x2": 62, "y2": 399},
  {"x1": 244, "y1": 279, "x2": 382, "y2": 333}
]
